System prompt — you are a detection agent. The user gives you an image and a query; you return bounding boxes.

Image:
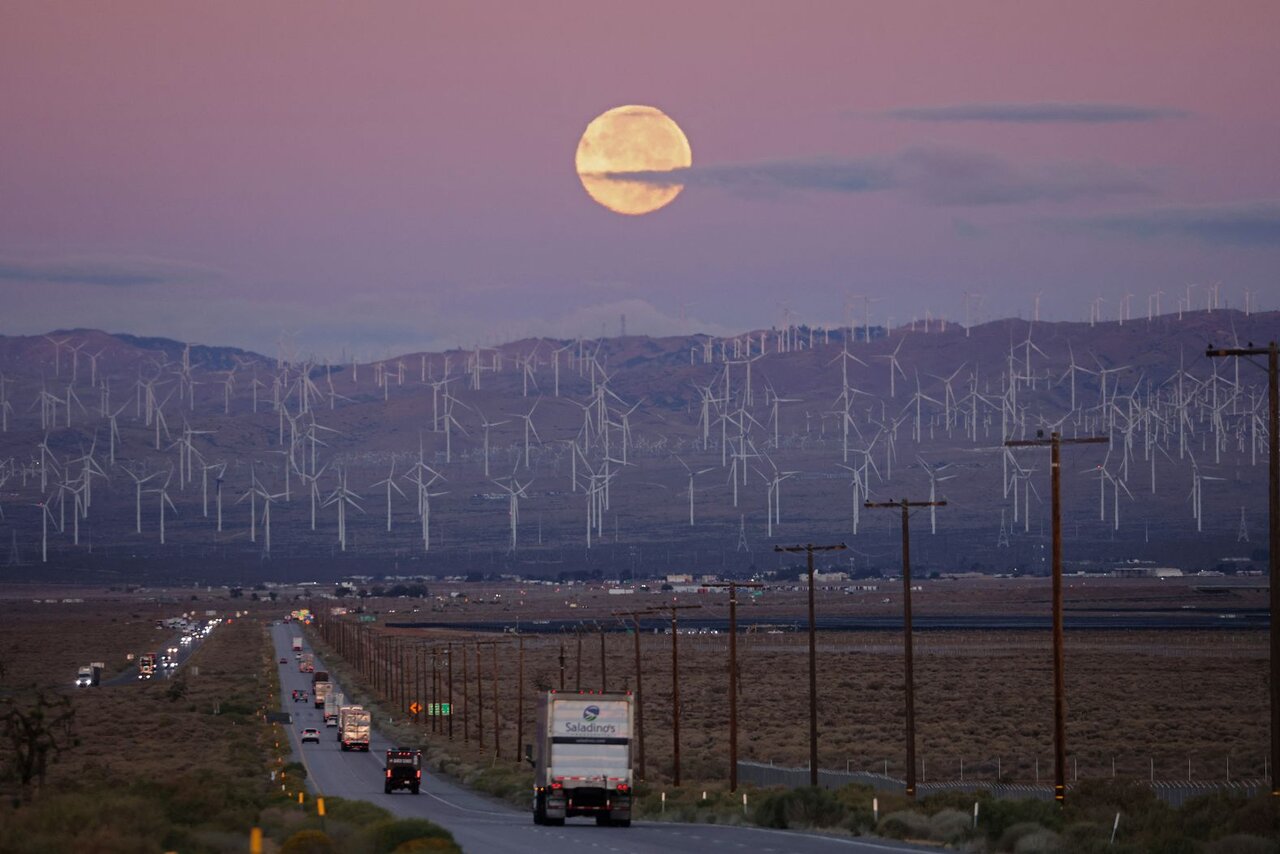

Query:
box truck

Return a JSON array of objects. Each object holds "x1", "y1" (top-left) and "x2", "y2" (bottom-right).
[
  {"x1": 528, "y1": 691, "x2": 633, "y2": 827},
  {"x1": 339, "y1": 706, "x2": 371, "y2": 751}
]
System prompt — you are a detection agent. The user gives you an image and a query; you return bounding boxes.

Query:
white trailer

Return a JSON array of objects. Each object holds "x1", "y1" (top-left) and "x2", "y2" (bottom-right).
[{"x1": 529, "y1": 691, "x2": 633, "y2": 827}]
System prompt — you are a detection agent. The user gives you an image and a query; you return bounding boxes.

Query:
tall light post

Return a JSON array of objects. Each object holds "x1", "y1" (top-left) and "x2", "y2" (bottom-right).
[
  {"x1": 775, "y1": 542, "x2": 847, "y2": 786},
  {"x1": 865, "y1": 498, "x2": 946, "y2": 799},
  {"x1": 1207, "y1": 341, "x2": 1278, "y2": 796},
  {"x1": 706, "y1": 581, "x2": 764, "y2": 792},
  {"x1": 1006, "y1": 431, "x2": 1107, "y2": 806}
]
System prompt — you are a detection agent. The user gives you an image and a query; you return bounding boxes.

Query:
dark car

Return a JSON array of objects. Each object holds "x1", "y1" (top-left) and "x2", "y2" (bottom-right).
[
  {"x1": 384, "y1": 748, "x2": 422, "y2": 794},
  {"x1": 280, "y1": 657, "x2": 288, "y2": 664},
  {"x1": 292, "y1": 690, "x2": 308, "y2": 703}
]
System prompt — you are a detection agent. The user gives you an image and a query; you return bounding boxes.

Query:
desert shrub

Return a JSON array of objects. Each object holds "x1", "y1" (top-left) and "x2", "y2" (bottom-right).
[
  {"x1": 1011, "y1": 827, "x2": 1064, "y2": 854},
  {"x1": 282, "y1": 829, "x2": 336, "y2": 854},
  {"x1": 1231, "y1": 793, "x2": 1280, "y2": 838},
  {"x1": 370, "y1": 818, "x2": 456, "y2": 853},
  {"x1": 928, "y1": 807, "x2": 972, "y2": 842},
  {"x1": 983, "y1": 797, "x2": 1064, "y2": 841},
  {"x1": 393, "y1": 839, "x2": 462, "y2": 853},
  {"x1": 318, "y1": 796, "x2": 393, "y2": 827},
  {"x1": 751, "y1": 786, "x2": 847, "y2": 829},
  {"x1": 877, "y1": 809, "x2": 931, "y2": 840},
  {"x1": 997, "y1": 821, "x2": 1052, "y2": 852},
  {"x1": 1202, "y1": 834, "x2": 1279, "y2": 854}
]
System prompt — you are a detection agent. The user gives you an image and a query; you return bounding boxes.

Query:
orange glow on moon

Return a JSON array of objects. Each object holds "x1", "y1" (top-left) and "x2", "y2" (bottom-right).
[{"x1": 575, "y1": 105, "x2": 692, "y2": 216}]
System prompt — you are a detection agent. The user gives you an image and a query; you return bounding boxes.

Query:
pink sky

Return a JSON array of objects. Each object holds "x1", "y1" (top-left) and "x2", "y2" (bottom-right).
[{"x1": 2, "y1": 1, "x2": 1277, "y2": 354}]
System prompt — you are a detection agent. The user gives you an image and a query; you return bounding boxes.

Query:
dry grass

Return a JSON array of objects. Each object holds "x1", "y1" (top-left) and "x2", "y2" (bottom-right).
[{"x1": 324, "y1": 620, "x2": 1267, "y2": 788}]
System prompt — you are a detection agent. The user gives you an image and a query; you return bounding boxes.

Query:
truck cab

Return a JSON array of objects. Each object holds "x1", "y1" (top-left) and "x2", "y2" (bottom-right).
[{"x1": 384, "y1": 748, "x2": 422, "y2": 794}]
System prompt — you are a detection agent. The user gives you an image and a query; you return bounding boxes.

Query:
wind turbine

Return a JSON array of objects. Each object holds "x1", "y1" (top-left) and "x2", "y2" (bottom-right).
[
  {"x1": 675, "y1": 456, "x2": 715, "y2": 526},
  {"x1": 369, "y1": 462, "x2": 406, "y2": 532}
]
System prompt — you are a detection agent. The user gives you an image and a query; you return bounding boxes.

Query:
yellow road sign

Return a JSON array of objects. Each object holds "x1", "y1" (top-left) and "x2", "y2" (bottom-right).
[{"x1": 409, "y1": 701, "x2": 421, "y2": 715}]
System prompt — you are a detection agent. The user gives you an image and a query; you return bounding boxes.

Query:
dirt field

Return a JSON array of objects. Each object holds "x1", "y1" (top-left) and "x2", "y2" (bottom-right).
[{"x1": 350, "y1": 592, "x2": 1268, "y2": 788}]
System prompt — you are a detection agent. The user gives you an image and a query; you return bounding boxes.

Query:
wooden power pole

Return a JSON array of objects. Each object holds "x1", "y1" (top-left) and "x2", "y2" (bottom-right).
[
  {"x1": 612, "y1": 610, "x2": 650, "y2": 781},
  {"x1": 706, "y1": 581, "x2": 763, "y2": 792},
  {"x1": 1207, "y1": 341, "x2": 1278, "y2": 798},
  {"x1": 775, "y1": 542, "x2": 847, "y2": 786},
  {"x1": 643, "y1": 603, "x2": 702, "y2": 786},
  {"x1": 865, "y1": 498, "x2": 946, "y2": 798},
  {"x1": 1006, "y1": 431, "x2": 1107, "y2": 806}
]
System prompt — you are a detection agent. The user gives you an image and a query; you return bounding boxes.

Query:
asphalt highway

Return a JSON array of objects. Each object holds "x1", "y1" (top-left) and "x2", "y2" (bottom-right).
[{"x1": 272, "y1": 624, "x2": 930, "y2": 854}]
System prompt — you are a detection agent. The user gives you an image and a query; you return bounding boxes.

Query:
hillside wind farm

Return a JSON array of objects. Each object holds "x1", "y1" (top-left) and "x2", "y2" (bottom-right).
[{"x1": 0, "y1": 310, "x2": 1273, "y2": 584}]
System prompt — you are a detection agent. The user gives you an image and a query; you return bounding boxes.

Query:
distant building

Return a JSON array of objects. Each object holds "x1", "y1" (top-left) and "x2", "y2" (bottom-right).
[
  {"x1": 1110, "y1": 566, "x2": 1184, "y2": 578},
  {"x1": 666, "y1": 574, "x2": 693, "y2": 584},
  {"x1": 813, "y1": 571, "x2": 849, "y2": 583}
]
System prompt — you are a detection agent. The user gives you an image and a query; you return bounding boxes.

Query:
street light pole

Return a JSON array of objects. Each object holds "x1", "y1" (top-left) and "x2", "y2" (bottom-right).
[
  {"x1": 1007, "y1": 431, "x2": 1107, "y2": 806},
  {"x1": 707, "y1": 582, "x2": 764, "y2": 792},
  {"x1": 1207, "y1": 341, "x2": 1279, "y2": 797},
  {"x1": 865, "y1": 498, "x2": 946, "y2": 799},
  {"x1": 775, "y1": 542, "x2": 847, "y2": 786}
]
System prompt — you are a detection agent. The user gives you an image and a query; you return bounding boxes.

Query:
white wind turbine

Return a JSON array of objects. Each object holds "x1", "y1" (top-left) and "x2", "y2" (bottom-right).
[
  {"x1": 917, "y1": 457, "x2": 957, "y2": 534},
  {"x1": 148, "y1": 469, "x2": 178, "y2": 545},
  {"x1": 324, "y1": 471, "x2": 363, "y2": 551},
  {"x1": 874, "y1": 337, "x2": 908, "y2": 398},
  {"x1": 297, "y1": 461, "x2": 329, "y2": 531},
  {"x1": 37, "y1": 496, "x2": 60, "y2": 563},
  {"x1": 493, "y1": 469, "x2": 531, "y2": 552},
  {"x1": 369, "y1": 462, "x2": 406, "y2": 532},
  {"x1": 126, "y1": 467, "x2": 163, "y2": 533},
  {"x1": 513, "y1": 398, "x2": 542, "y2": 469},
  {"x1": 675, "y1": 455, "x2": 715, "y2": 526},
  {"x1": 476, "y1": 409, "x2": 509, "y2": 477}
]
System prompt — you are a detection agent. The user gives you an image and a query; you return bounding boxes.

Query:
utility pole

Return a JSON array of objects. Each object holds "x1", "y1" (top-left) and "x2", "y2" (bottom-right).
[
  {"x1": 706, "y1": 582, "x2": 764, "y2": 792},
  {"x1": 865, "y1": 498, "x2": 946, "y2": 799},
  {"x1": 775, "y1": 542, "x2": 847, "y2": 786},
  {"x1": 446, "y1": 643, "x2": 454, "y2": 741},
  {"x1": 558, "y1": 635, "x2": 566, "y2": 690},
  {"x1": 1207, "y1": 341, "x2": 1278, "y2": 798},
  {"x1": 461, "y1": 639, "x2": 470, "y2": 743},
  {"x1": 516, "y1": 634, "x2": 525, "y2": 763},
  {"x1": 1006, "y1": 431, "x2": 1107, "y2": 806},
  {"x1": 612, "y1": 610, "x2": 649, "y2": 781},
  {"x1": 575, "y1": 626, "x2": 583, "y2": 690},
  {"x1": 643, "y1": 603, "x2": 702, "y2": 786},
  {"x1": 599, "y1": 623, "x2": 608, "y2": 692}
]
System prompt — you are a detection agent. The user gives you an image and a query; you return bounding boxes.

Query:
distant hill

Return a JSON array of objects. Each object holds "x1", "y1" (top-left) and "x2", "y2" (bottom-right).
[{"x1": 0, "y1": 311, "x2": 1273, "y2": 584}]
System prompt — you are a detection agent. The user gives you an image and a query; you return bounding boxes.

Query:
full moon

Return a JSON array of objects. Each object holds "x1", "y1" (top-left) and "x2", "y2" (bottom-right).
[{"x1": 575, "y1": 105, "x2": 692, "y2": 216}]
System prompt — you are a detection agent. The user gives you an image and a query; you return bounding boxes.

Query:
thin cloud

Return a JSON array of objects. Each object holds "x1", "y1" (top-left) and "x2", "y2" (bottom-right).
[
  {"x1": 0, "y1": 255, "x2": 219, "y2": 288},
  {"x1": 608, "y1": 146, "x2": 1152, "y2": 207},
  {"x1": 1064, "y1": 200, "x2": 1280, "y2": 246},
  {"x1": 613, "y1": 158, "x2": 895, "y2": 194},
  {"x1": 886, "y1": 102, "x2": 1189, "y2": 123}
]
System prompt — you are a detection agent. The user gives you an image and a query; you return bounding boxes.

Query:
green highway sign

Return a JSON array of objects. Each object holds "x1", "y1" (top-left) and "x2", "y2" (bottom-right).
[
  {"x1": 428, "y1": 703, "x2": 451, "y2": 716},
  {"x1": 358, "y1": 615, "x2": 376, "y2": 622}
]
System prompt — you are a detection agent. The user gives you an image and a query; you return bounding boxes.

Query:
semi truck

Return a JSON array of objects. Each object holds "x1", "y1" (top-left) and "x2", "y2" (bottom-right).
[
  {"x1": 339, "y1": 706, "x2": 371, "y2": 751},
  {"x1": 291, "y1": 637, "x2": 303, "y2": 653},
  {"x1": 324, "y1": 692, "x2": 343, "y2": 727},
  {"x1": 529, "y1": 691, "x2": 633, "y2": 827},
  {"x1": 299, "y1": 652, "x2": 315, "y2": 673},
  {"x1": 314, "y1": 680, "x2": 332, "y2": 709},
  {"x1": 74, "y1": 662, "x2": 104, "y2": 687}
]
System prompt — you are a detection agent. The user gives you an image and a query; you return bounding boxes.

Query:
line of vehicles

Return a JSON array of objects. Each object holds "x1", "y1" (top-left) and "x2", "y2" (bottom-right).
[
  {"x1": 284, "y1": 633, "x2": 634, "y2": 826},
  {"x1": 73, "y1": 616, "x2": 221, "y2": 687}
]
